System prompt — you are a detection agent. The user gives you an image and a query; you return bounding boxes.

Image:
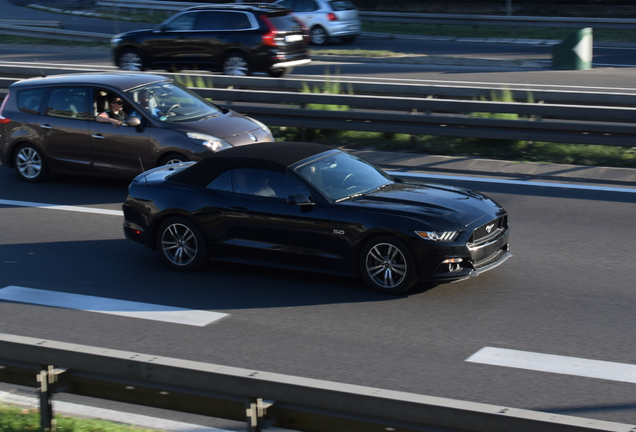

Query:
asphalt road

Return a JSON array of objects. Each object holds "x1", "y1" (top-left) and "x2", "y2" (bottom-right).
[{"x1": 1, "y1": 159, "x2": 636, "y2": 428}]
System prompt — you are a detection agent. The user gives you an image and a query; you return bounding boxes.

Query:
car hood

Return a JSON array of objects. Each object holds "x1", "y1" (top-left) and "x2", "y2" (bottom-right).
[
  {"x1": 179, "y1": 111, "x2": 271, "y2": 145},
  {"x1": 343, "y1": 181, "x2": 503, "y2": 228}
]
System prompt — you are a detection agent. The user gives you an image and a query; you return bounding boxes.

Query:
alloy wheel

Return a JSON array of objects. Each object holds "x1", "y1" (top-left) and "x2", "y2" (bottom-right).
[
  {"x1": 161, "y1": 223, "x2": 199, "y2": 267},
  {"x1": 16, "y1": 147, "x2": 43, "y2": 180},
  {"x1": 365, "y1": 242, "x2": 407, "y2": 289}
]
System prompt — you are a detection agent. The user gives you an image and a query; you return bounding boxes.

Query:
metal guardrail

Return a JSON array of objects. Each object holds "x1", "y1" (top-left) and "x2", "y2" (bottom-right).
[
  {"x1": 0, "y1": 333, "x2": 633, "y2": 432},
  {"x1": 0, "y1": 66, "x2": 635, "y2": 147},
  {"x1": 0, "y1": 24, "x2": 111, "y2": 42}
]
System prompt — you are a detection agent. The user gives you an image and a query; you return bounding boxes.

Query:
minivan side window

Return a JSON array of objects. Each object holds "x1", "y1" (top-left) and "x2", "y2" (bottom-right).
[
  {"x1": 17, "y1": 88, "x2": 47, "y2": 115},
  {"x1": 45, "y1": 87, "x2": 91, "y2": 120}
]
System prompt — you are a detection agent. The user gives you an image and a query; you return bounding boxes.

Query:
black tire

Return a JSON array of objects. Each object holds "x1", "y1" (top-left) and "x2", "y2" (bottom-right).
[
  {"x1": 157, "y1": 217, "x2": 207, "y2": 272},
  {"x1": 268, "y1": 67, "x2": 292, "y2": 78},
  {"x1": 360, "y1": 235, "x2": 419, "y2": 294},
  {"x1": 13, "y1": 143, "x2": 48, "y2": 182},
  {"x1": 159, "y1": 153, "x2": 188, "y2": 166},
  {"x1": 310, "y1": 25, "x2": 328, "y2": 45},
  {"x1": 340, "y1": 35, "x2": 357, "y2": 44},
  {"x1": 223, "y1": 52, "x2": 250, "y2": 76},
  {"x1": 118, "y1": 48, "x2": 145, "y2": 71}
]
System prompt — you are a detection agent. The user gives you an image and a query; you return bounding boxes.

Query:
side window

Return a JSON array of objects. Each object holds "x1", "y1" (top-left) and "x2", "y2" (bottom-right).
[
  {"x1": 278, "y1": 0, "x2": 294, "y2": 8},
  {"x1": 231, "y1": 169, "x2": 310, "y2": 199},
  {"x1": 206, "y1": 170, "x2": 232, "y2": 191},
  {"x1": 297, "y1": 0, "x2": 319, "y2": 12},
  {"x1": 223, "y1": 12, "x2": 252, "y2": 30},
  {"x1": 164, "y1": 12, "x2": 197, "y2": 31},
  {"x1": 45, "y1": 87, "x2": 90, "y2": 120},
  {"x1": 17, "y1": 88, "x2": 47, "y2": 115}
]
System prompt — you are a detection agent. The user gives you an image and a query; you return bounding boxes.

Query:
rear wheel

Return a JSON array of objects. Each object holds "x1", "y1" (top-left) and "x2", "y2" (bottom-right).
[
  {"x1": 223, "y1": 52, "x2": 250, "y2": 76},
  {"x1": 310, "y1": 25, "x2": 328, "y2": 45},
  {"x1": 157, "y1": 217, "x2": 207, "y2": 272},
  {"x1": 118, "y1": 48, "x2": 145, "y2": 71},
  {"x1": 13, "y1": 143, "x2": 48, "y2": 182},
  {"x1": 360, "y1": 235, "x2": 419, "y2": 294}
]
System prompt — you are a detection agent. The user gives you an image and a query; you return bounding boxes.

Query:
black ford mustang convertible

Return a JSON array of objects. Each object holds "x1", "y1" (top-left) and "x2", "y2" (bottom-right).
[{"x1": 123, "y1": 142, "x2": 511, "y2": 294}]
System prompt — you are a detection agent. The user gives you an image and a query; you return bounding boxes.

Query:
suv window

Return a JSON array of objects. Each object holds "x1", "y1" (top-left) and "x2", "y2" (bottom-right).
[
  {"x1": 164, "y1": 12, "x2": 197, "y2": 31},
  {"x1": 17, "y1": 88, "x2": 46, "y2": 115},
  {"x1": 195, "y1": 11, "x2": 253, "y2": 31},
  {"x1": 267, "y1": 14, "x2": 304, "y2": 32},
  {"x1": 45, "y1": 87, "x2": 90, "y2": 120}
]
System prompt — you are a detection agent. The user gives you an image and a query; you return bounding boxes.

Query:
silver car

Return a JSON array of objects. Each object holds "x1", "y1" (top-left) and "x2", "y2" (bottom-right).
[{"x1": 274, "y1": 0, "x2": 361, "y2": 45}]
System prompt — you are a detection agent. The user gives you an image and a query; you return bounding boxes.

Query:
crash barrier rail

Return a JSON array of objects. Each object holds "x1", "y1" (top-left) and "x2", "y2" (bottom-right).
[
  {"x1": 0, "y1": 24, "x2": 111, "y2": 42},
  {"x1": 91, "y1": 0, "x2": 636, "y2": 31},
  {"x1": 0, "y1": 333, "x2": 632, "y2": 432},
  {"x1": 1, "y1": 66, "x2": 636, "y2": 147},
  {"x1": 0, "y1": 20, "x2": 63, "y2": 28}
]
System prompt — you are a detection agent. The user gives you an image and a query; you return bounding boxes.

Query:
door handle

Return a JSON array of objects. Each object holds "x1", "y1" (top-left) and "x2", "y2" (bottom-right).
[
  {"x1": 228, "y1": 206, "x2": 248, "y2": 213},
  {"x1": 91, "y1": 134, "x2": 105, "y2": 139}
]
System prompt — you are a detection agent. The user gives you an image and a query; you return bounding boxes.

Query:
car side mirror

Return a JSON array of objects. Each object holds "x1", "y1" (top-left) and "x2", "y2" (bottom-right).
[
  {"x1": 287, "y1": 193, "x2": 314, "y2": 206},
  {"x1": 124, "y1": 116, "x2": 141, "y2": 127}
]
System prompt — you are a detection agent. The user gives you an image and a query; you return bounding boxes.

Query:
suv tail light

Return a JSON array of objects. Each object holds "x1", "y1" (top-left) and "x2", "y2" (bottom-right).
[
  {"x1": 327, "y1": 12, "x2": 338, "y2": 21},
  {"x1": 0, "y1": 94, "x2": 9, "y2": 124},
  {"x1": 260, "y1": 15, "x2": 278, "y2": 47}
]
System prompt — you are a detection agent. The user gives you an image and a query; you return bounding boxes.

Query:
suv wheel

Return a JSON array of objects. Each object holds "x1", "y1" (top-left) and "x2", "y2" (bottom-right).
[
  {"x1": 223, "y1": 53, "x2": 250, "y2": 76},
  {"x1": 310, "y1": 25, "x2": 328, "y2": 45},
  {"x1": 118, "y1": 48, "x2": 145, "y2": 71},
  {"x1": 14, "y1": 143, "x2": 48, "y2": 182}
]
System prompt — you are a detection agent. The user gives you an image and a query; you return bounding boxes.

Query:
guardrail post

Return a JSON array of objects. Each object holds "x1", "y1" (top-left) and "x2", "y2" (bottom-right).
[
  {"x1": 245, "y1": 398, "x2": 274, "y2": 432},
  {"x1": 36, "y1": 365, "x2": 67, "y2": 431}
]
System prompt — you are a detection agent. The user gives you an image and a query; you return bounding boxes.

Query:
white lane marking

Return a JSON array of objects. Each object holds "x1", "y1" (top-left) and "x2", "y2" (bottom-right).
[
  {"x1": 0, "y1": 286, "x2": 228, "y2": 327},
  {"x1": 0, "y1": 199, "x2": 123, "y2": 216},
  {"x1": 0, "y1": 391, "x2": 231, "y2": 432},
  {"x1": 467, "y1": 347, "x2": 636, "y2": 384},
  {"x1": 388, "y1": 171, "x2": 636, "y2": 194}
]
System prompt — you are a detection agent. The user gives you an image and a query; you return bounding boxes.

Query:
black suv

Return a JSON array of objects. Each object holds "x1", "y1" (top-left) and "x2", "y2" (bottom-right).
[{"x1": 111, "y1": 4, "x2": 311, "y2": 77}]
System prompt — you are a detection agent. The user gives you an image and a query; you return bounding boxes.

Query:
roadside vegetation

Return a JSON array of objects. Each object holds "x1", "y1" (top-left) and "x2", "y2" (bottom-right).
[{"x1": 0, "y1": 404, "x2": 158, "y2": 432}]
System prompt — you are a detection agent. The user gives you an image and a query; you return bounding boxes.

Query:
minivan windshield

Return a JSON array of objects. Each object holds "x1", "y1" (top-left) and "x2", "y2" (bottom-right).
[{"x1": 126, "y1": 81, "x2": 225, "y2": 122}]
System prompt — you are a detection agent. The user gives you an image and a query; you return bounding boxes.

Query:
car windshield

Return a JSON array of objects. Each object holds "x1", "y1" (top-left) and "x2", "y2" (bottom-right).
[
  {"x1": 125, "y1": 81, "x2": 224, "y2": 122},
  {"x1": 296, "y1": 151, "x2": 393, "y2": 201}
]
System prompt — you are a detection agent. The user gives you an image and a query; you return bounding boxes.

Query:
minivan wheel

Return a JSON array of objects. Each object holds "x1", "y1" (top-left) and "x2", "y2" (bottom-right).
[
  {"x1": 223, "y1": 53, "x2": 250, "y2": 76},
  {"x1": 14, "y1": 143, "x2": 48, "y2": 182},
  {"x1": 360, "y1": 235, "x2": 419, "y2": 294},
  {"x1": 310, "y1": 25, "x2": 328, "y2": 45},
  {"x1": 159, "y1": 153, "x2": 188, "y2": 166},
  {"x1": 118, "y1": 48, "x2": 145, "y2": 71}
]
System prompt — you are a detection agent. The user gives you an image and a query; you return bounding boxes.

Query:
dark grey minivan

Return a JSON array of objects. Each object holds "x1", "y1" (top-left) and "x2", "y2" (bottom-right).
[{"x1": 0, "y1": 72, "x2": 273, "y2": 182}]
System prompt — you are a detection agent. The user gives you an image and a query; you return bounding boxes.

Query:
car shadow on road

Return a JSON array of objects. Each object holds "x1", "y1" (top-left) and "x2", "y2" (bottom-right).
[{"x1": 0, "y1": 239, "x2": 439, "y2": 312}]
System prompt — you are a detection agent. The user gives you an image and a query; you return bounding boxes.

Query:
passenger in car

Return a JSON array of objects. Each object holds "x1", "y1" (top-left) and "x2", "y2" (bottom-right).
[{"x1": 96, "y1": 96, "x2": 127, "y2": 127}]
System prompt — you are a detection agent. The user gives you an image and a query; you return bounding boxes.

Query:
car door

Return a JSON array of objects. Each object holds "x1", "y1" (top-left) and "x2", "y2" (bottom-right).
[
  {"x1": 89, "y1": 89, "x2": 153, "y2": 178},
  {"x1": 146, "y1": 11, "x2": 201, "y2": 68},
  {"x1": 222, "y1": 168, "x2": 334, "y2": 269},
  {"x1": 37, "y1": 86, "x2": 92, "y2": 174}
]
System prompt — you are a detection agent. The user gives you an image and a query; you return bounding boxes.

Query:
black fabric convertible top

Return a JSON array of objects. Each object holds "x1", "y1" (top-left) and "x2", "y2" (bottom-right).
[{"x1": 169, "y1": 142, "x2": 335, "y2": 187}]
